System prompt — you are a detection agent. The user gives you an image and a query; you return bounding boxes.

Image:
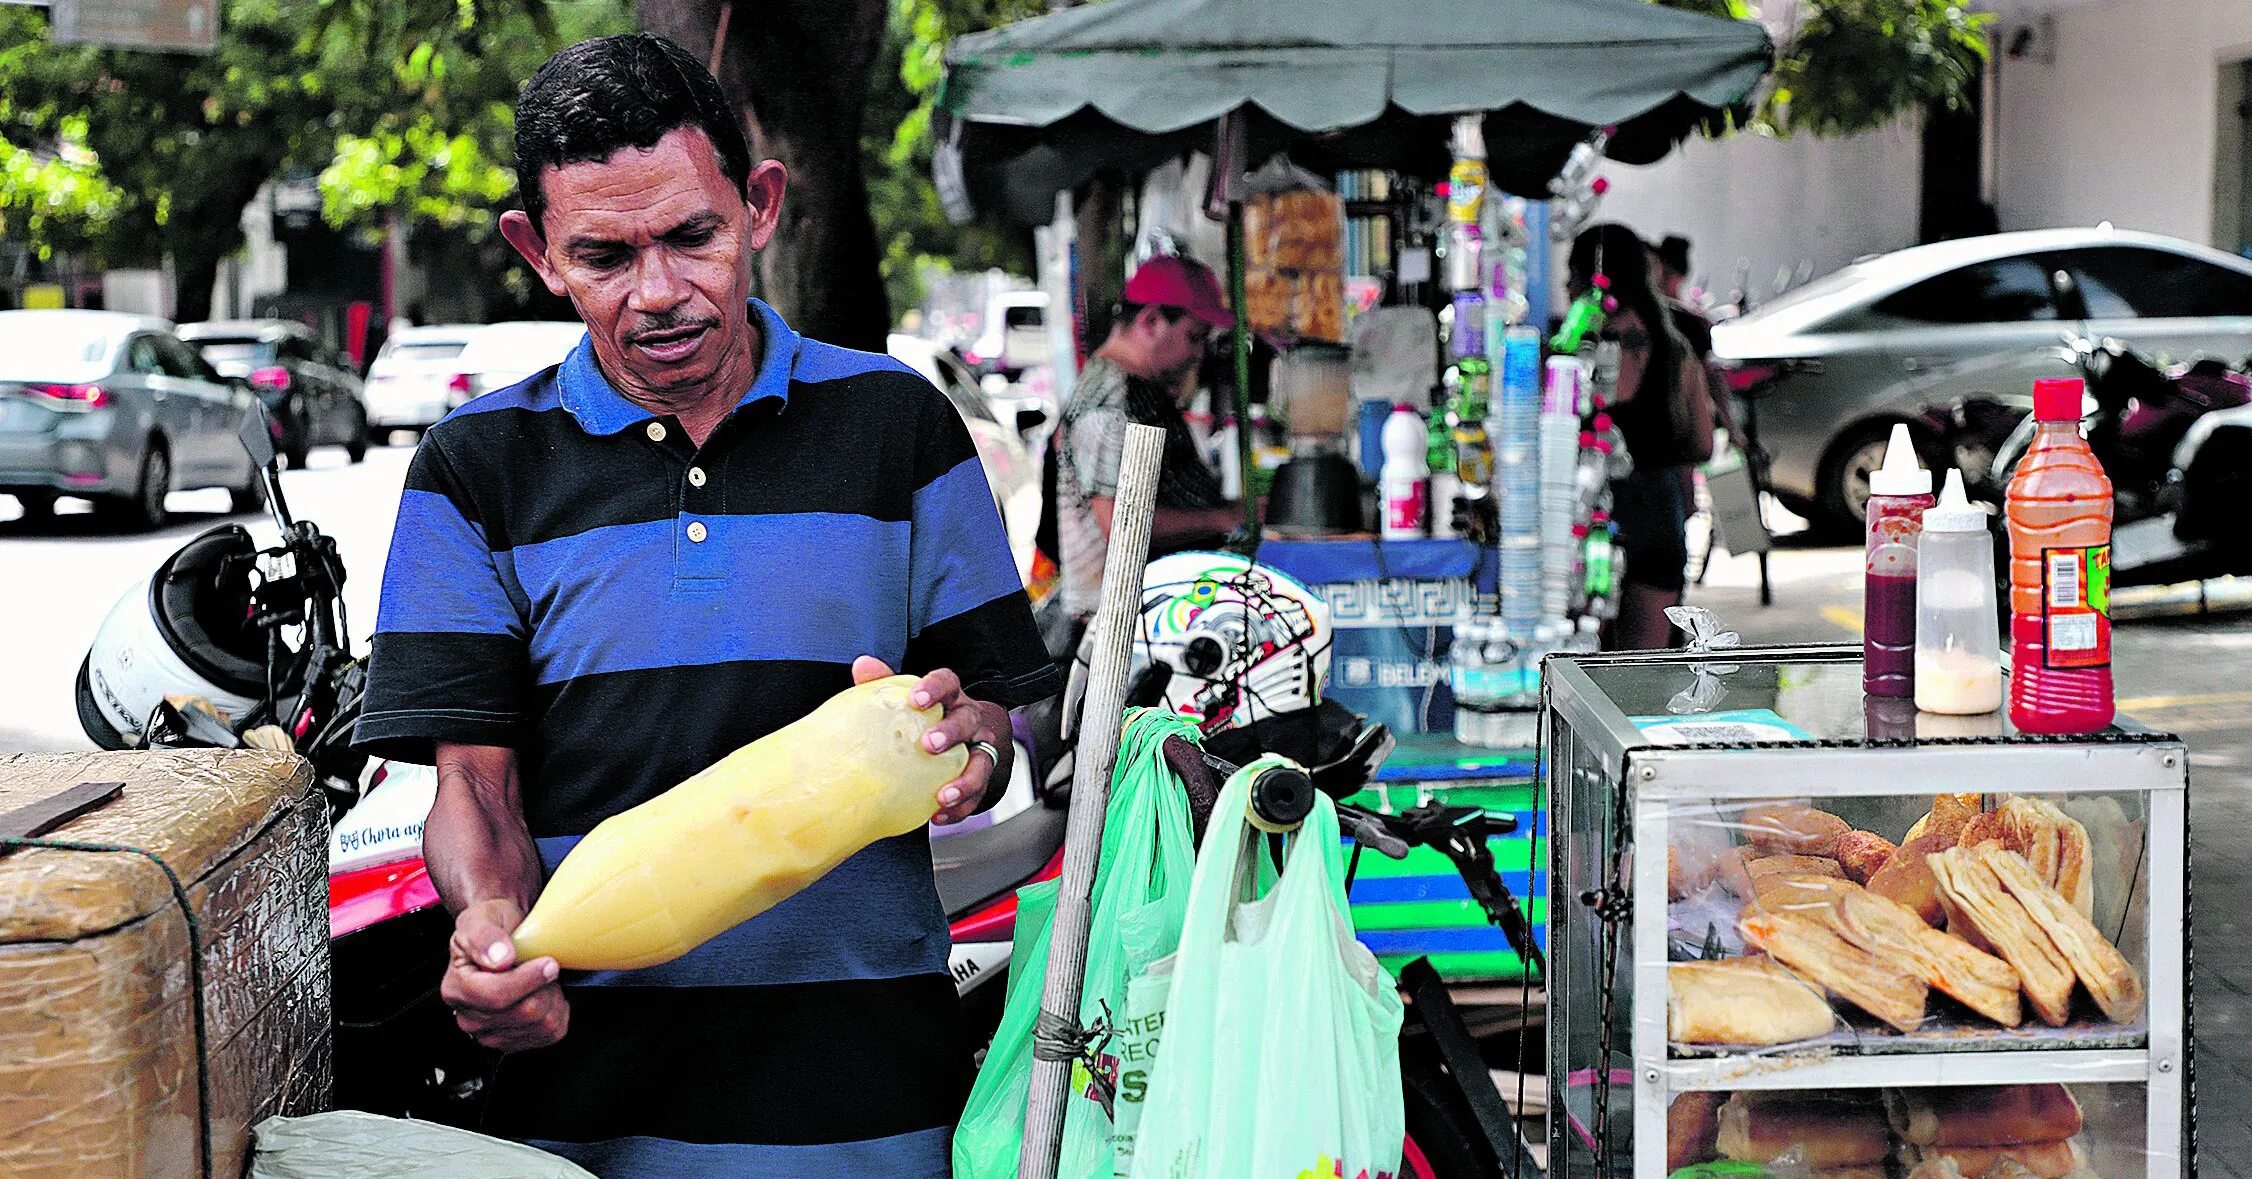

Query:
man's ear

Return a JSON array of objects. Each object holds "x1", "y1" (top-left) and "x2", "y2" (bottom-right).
[
  {"x1": 743, "y1": 160, "x2": 788, "y2": 252},
  {"x1": 498, "y1": 209, "x2": 569, "y2": 298}
]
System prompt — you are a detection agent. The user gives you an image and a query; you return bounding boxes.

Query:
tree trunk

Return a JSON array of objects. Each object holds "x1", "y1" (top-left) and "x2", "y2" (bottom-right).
[{"x1": 640, "y1": 0, "x2": 892, "y2": 351}]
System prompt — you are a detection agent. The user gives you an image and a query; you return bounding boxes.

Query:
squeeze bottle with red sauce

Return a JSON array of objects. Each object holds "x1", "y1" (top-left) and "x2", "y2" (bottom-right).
[
  {"x1": 1864, "y1": 424, "x2": 1934, "y2": 698},
  {"x1": 2008, "y1": 377, "x2": 2115, "y2": 734}
]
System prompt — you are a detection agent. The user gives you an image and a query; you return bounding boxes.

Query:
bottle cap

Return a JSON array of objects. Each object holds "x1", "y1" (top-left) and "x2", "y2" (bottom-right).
[
  {"x1": 1867, "y1": 422, "x2": 1933, "y2": 497},
  {"x1": 1921, "y1": 468, "x2": 1988, "y2": 533},
  {"x1": 2033, "y1": 377, "x2": 2085, "y2": 422}
]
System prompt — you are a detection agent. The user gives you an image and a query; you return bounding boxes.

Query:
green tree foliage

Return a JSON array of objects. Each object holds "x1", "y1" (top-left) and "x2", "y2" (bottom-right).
[
  {"x1": 1658, "y1": 0, "x2": 1991, "y2": 137},
  {"x1": 0, "y1": 0, "x2": 628, "y2": 320},
  {"x1": 871, "y1": 0, "x2": 1042, "y2": 319}
]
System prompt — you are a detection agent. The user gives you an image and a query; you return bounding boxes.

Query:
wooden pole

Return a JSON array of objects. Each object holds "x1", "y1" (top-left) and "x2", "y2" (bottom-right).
[
  {"x1": 1019, "y1": 423, "x2": 1167, "y2": 1179},
  {"x1": 1228, "y1": 200, "x2": 1257, "y2": 535}
]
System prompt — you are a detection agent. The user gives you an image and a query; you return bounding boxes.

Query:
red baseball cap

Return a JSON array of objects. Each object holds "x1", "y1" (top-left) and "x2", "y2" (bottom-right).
[{"x1": 1122, "y1": 254, "x2": 1236, "y2": 329}]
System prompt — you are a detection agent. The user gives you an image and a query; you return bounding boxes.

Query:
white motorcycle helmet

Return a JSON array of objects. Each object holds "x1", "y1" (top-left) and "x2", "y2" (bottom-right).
[
  {"x1": 76, "y1": 524, "x2": 269, "y2": 749},
  {"x1": 1067, "y1": 551, "x2": 1333, "y2": 738}
]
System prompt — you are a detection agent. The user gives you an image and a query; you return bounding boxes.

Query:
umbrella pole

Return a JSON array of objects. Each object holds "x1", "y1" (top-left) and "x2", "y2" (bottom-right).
[
  {"x1": 1018, "y1": 423, "x2": 1167, "y2": 1179},
  {"x1": 1228, "y1": 200, "x2": 1257, "y2": 536}
]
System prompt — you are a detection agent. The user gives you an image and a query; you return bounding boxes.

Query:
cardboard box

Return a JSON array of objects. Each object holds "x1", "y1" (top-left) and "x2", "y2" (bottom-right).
[{"x1": 0, "y1": 751, "x2": 331, "y2": 1178}]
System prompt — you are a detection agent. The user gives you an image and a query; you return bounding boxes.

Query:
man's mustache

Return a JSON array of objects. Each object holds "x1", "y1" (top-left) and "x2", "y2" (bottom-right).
[{"x1": 627, "y1": 313, "x2": 721, "y2": 344}]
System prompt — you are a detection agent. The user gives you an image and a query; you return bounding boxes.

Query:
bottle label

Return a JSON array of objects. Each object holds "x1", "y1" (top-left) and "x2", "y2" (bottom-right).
[
  {"x1": 1384, "y1": 480, "x2": 1427, "y2": 533},
  {"x1": 2042, "y1": 544, "x2": 2111, "y2": 669}
]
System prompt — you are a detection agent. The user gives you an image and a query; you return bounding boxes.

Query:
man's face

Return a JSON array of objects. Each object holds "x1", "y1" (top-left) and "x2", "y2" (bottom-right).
[
  {"x1": 498, "y1": 127, "x2": 785, "y2": 402},
  {"x1": 1140, "y1": 308, "x2": 1212, "y2": 382}
]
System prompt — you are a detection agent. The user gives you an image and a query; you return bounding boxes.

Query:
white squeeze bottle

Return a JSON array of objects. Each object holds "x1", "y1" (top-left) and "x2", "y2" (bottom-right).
[
  {"x1": 1914, "y1": 469, "x2": 2003, "y2": 715},
  {"x1": 1381, "y1": 402, "x2": 1429, "y2": 539}
]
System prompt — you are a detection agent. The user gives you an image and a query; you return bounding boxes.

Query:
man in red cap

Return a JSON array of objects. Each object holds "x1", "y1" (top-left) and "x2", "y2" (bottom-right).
[{"x1": 1039, "y1": 253, "x2": 1243, "y2": 624}]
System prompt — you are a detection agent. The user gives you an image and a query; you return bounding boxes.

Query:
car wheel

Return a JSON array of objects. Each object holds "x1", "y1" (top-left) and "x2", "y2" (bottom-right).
[
  {"x1": 12, "y1": 491, "x2": 55, "y2": 520},
  {"x1": 100, "y1": 445, "x2": 170, "y2": 531},
  {"x1": 346, "y1": 411, "x2": 370, "y2": 464}
]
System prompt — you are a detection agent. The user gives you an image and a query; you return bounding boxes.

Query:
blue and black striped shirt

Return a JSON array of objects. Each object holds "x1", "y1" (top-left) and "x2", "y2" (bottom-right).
[{"x1": 357, "y1": 299, "x2": 1059, "y2": 1178}]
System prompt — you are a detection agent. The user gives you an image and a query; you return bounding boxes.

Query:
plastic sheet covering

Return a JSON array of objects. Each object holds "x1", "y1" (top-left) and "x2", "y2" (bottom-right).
[
  {"x1": 250, "y1": 1111, "x2": 597, "y2": 1178},
  {"x1": 0, "y1": 750, "x2": 331, "y2": 1179}
]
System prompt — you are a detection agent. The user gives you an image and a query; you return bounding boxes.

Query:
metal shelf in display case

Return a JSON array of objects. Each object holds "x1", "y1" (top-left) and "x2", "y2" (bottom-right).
[{"x1": 1541, "y1": 643, "x2": 2189, "y2": 1179}]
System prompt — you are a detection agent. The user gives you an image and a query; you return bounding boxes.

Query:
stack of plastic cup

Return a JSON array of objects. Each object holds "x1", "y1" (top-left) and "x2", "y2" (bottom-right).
[
  {"x1": 1539, "y1": 357, "x2": 1583, "y2": 622},
  {"x1": 1494, "y1": 326, "x2": 1543, "y2": 640}
]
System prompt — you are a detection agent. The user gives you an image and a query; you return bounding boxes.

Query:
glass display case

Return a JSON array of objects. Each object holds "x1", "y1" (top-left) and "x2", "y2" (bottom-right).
[{"x1": 1542, "y1": 645, "x2": 2189, "y2": 1179}]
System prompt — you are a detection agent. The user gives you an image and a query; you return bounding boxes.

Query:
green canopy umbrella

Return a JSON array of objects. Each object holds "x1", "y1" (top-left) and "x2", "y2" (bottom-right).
[{"x1": 936, "y1": 0, "x2": 1773, "y2": 223}]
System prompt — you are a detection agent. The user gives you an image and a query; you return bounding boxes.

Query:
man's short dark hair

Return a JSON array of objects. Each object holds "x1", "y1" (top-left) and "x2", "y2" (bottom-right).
[
  {"x1": 513, "y1": 33, "x2": 753, "y2": 232},
  {"x1": 1113, "y1": 301, "x2": 1186, "y2": 328}
]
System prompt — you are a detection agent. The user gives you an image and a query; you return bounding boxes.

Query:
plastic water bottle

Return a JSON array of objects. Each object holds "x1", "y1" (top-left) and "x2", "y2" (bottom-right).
[{"x1": 1381, "y1": 403, "x2": 1430, "y2": 539}]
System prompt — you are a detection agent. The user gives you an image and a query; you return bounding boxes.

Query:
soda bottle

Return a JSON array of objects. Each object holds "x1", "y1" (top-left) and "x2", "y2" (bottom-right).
[{"x1": 2007, "y1": 377, "x2": 2115, "y2": 734}]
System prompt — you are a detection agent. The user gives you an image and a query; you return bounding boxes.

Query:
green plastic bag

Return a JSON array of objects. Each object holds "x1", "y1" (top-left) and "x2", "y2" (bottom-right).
[
  {"x1": 1127, "y1": 759, "x2": 1406, "y2": 1179},
  {"x1": 953, "y1": 710, "x2": 1202, "y2": 1179}
]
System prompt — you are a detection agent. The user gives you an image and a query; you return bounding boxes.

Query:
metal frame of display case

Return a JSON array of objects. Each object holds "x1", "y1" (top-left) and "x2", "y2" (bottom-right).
[{"x1": 1542, "y1": 644, "x2": 2190, "y2": 1179}]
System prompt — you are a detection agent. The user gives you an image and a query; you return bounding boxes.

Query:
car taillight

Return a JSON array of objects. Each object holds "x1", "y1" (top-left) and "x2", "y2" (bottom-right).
[
  {"x1": 1723, "y1": 361, "x2": 1786, "y2": 395},
  {"x1": 250, "y1": 365, "x2": 292, "y2": 391},
  {"x1": 447, "y1": 372, "x2": 472, "y2": 395},
  {"x1": 31, "y1": 383, "x2": 110, "y2": 408}
]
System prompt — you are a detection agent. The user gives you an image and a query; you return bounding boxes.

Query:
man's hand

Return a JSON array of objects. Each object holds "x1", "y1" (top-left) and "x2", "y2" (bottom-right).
[
  {"x1": 442, "y1": 897, "x2": 570, "y2": 1053},
  {"x1": 852, "y1": 656, "x2": 1010, "y2": 826}
]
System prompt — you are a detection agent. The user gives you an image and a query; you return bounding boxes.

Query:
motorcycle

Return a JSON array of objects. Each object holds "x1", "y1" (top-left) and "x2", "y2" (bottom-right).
[{"x1": 1985, "y1": 338, "x2": 2252, "y2": 587}]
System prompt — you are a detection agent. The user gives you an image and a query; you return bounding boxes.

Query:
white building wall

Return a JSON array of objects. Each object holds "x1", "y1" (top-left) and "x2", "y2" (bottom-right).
[
  {"x1": 1990, "y1": 0, "x2": 2252, "y2": 244},
  {"x1": 1590, "y1": 121, "x2": 1924, "y2": 308}
]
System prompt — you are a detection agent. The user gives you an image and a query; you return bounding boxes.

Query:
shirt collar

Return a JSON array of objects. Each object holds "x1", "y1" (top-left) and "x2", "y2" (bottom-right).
[{"x1": 557, "y1": 298, "x2": 801, "y2": 436}]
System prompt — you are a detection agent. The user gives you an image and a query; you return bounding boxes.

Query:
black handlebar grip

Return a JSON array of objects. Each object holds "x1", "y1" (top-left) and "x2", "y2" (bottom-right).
[{"x1": 1246, "y1": 765, "x2": 1314, "y2": 833}]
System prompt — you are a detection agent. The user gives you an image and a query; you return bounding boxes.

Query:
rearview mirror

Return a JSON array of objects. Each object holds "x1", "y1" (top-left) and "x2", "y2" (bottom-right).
[{"x1": 239, "y1": 401, "x2": 277, "y2": 469}]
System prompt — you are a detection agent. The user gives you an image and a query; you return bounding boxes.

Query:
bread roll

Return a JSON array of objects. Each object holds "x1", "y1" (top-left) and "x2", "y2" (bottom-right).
[
  {"x1": 1668, "y1": 1089, "x2": 1725, "y2": 1170},
  {"x1": 1929, "y1": 847, "x2": 2077, "y2": 1026},
  {"x1": 1716, "y1": 1093, "x2": 1893, "y2": 1167},
  {"x1": 1740, "y1": 803, "x2": 1855, "y2": 859},
  {"x1": 1669, "y1": 956, "x2": 1838, "y2": 1045},
  {"x1": 1868, "y1": 832, "x2": 1959, "y2": 927},
  {"x1": 1889, "y1": 1084, "x2": 2083, "y2": 1147},
  {"x1": 1980, "y1": 844, "x2": 2144, "y2": 1024},
  {"x1": 1906, "y1": 1140, "x2": 2084, "y2": 1179},
  {"x1": 1748, "y1": 853, "x2": 1848, "y2": 885},
  {"x1": 1834, "y1": 830, "x2": 1899, "y2": 884}
]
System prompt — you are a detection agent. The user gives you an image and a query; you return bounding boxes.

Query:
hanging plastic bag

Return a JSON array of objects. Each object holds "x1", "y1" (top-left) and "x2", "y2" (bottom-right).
[
  {"x1": 954, "y1": 710, "x2": 1203, "y2": 1179},
  {"x1": 250, "y1": 1111, "x2": 596, "y2": 1178},
  {"x1": 1127, "y1": 758, "x2": 1406, "y2": 1179}
]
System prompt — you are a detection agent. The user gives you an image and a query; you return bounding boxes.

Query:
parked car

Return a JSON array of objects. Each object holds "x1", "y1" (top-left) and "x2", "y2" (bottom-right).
[
  {"x1": 451, "y1": 321, "x2": 586, "y2": 399},
  {"x1": 0, "y1": 310, "x2": 263, "y2": 529},
  {"x1": 180, "y1": 319, "x2": 369, "y2": 468},
  {"x1": 364, "y1": 324, "x2": 480, "y2": 441},
  {"x1": 963, "y1": 290, "x2": 1049, "y2": 380},
  {"x1": 888, "y1": 333, "x2": 1040, "y2": 578},
  {"x1": 1711, "y1": 228, "x2": 2252, "y2": 532}
]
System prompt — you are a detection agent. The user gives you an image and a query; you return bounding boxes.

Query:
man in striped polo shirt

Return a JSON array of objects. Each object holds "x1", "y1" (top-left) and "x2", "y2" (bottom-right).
[{"x1": 355, "y1": 34, "x2": 1058, "y2": 1178}]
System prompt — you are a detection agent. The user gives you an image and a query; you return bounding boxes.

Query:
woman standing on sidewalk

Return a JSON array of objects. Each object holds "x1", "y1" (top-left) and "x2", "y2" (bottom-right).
[{"x1": 1568, "y1": 225, "x2": 1715, "y2": 649}]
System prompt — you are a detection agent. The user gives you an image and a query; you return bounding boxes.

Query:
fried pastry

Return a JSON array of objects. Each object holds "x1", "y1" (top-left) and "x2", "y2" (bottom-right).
[
  {"x1": 1996, "y1": 798, "x2": 2095, "y2": 919},
  {"x1": 1837, "y1": 886, "x2": 2023, "y2": 1026},
  {"x1": 1738, "y1": 907, "x2": 1927, "y2": 1032},
  {"x1": 1904, "y1": 1140, "x2": 2084, "y2": 1179},
  {"x1": 1868, "y1": 832, "x2": 1960, "y2": 927},
  {"x1": 1740, "y1": 803, "x2": 1855, "y2": 859},
  {"x1": 1979, "y1": 844, "x2": 2144, "y2": 1024},
  {"x1": 1834, "y1": 830, "x2": 1899, "y2": 884},
  {"x1": 1907, "y1": 793, "x2": 1983, "y2": 844},
  {"x1": 1928, "y1": 847, "x2": 2077, "y2": 1026},
  {"x1": 1669, "y1": 956, "x2": 1838, "y2": 1045}
]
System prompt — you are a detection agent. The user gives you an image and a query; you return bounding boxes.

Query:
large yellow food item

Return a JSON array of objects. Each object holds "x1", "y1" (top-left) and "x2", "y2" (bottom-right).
[{"x1": 512, "y1": 676, "x2": 967, "y2": 970}]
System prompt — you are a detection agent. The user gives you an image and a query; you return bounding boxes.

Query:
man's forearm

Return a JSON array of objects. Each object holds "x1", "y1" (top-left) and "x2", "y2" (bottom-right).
[{"x1": 429, "y1": 742, "x2": 546, "y2": 915}]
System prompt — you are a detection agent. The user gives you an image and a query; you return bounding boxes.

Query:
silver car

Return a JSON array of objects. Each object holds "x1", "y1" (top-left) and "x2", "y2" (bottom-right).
[
  {"x1": 1711, "y1": 228, "x2": 2252, "y2": 531},
  {"x1": 0, "y1": 310, "x2": 264, "y2": 529}
]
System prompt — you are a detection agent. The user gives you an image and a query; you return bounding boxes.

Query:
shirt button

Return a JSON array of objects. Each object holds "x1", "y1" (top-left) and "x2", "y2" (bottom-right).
[
  {"x1": 645, "y1": 421, "x2": 667, "y2": 442},
  {"x1": 686, "y1": 521, "x2": 708, "y2": 543},
  {"x1": 688, "y1": 466, "x2": 707, "y2": 488}
]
